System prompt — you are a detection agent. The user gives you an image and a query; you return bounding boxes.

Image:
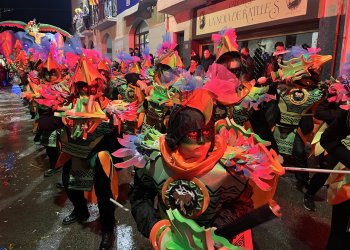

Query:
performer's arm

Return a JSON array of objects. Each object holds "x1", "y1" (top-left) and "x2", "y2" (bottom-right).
[
  {"x1": 314, "y1": 101, "x2": 342, "y2": 124},
  {"x1": 320, "y1": 110, "x2": 350, "y2": 167},
  {"x1": 128, "y1": 171, "x2": 161, "y2": 238}
]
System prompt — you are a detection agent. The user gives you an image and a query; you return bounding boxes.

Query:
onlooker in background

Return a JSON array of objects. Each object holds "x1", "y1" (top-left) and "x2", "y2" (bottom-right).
[
  {"x1": 134, "y1": 47, "x2": 141, "y2": 58},
  {"x1": 188, "y1": 55, "x2": 204, "y2": 76},
  {"x1": 252, "y1": 48, "x2": 265, "y2": 80},
  {"x1": 240, "y1": 47, "x2": 255, "y2": 81},
  {"x1": 302, "y1": 43, "x2": 311, "y2": 50},
  {"x1": 265, "y1": 41, "x2": 285, "y2": 77},
  {"x1": 200, "y1": 49, "x2": 215, "y2": 72},
  {"x1": 129, "y1": 48, "x2": 135, "y2": 56},
  {"x1": 264, "y1": 41, "x2": 286, "y2": 130},
  {"x1": 149, "y1": 54, "x2": 155, "y2": 65},
  {"x1": 111, "y1": 60, "x2": 119, "y2": 72}
]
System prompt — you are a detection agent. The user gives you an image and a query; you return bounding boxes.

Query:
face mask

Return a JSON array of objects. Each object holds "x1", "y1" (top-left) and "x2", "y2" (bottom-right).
[
  {"x1": 181, "y1": 127, "x2": 213, "y2": 145},
  {"x1": 77, "y1": 82, "x2": 98, "y2": 96}
]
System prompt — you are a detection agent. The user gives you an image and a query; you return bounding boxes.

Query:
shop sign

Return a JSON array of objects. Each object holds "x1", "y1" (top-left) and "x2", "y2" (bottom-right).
[{"x1": 196, "y1": 0, "x2": 308, "y2": 35}]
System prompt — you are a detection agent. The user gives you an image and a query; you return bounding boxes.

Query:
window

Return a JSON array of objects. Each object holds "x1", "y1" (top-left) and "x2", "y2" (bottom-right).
[
  {"x1": 134, "y1": 21, "x2": 149, "y2": 54},
  {"x1": 106, "y1": 36, "x2": 112, "y2": 59}
]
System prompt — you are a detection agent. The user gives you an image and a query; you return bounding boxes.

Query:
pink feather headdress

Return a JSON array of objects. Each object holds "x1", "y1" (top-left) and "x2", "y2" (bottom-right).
[{"x1": 212, "y1": 28, "x2": 239, "y2": 61}]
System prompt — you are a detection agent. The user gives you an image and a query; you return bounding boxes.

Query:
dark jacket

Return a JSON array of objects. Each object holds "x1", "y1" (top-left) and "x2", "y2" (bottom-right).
[
  {"x1": 320, "y1": 109, "x2": 350, "y2": 167},
  {"x1": 314, "y1": 99, "x2": 342, "y2": 125},
  {"x1": 200, "y1": 55, "x2": 215, "y2": 72},
  {"x1": 241, "y1": 55, "x2": 255, "y2": 81}
]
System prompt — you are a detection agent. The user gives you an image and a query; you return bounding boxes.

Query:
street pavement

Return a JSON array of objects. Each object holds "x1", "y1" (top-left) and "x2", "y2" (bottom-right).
[{"x1": 0, "y1": 86, "x2": 331, "y2": 250}]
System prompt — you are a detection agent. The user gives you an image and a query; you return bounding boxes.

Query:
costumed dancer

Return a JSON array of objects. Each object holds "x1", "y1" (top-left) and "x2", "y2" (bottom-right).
[
  {"x1": 36, "y1": 49, "x2": 69, "y2": 177},
  {"x1": 116, "y1": 87, "x2": 284, "y2": 248},
  {"x1": 303, "y1": 76, "x2": 343, "y2": 211},
  {"x1": 268, "y1": 46, "x2": 332, "y2": 192},
  {"x1": 319, "y1": 90, "x2": 350, "y2": 249},
  {"x1": 206, "y1": 28, "x2": 279, "y2": 153},
  {"x1": 97, "y1": 58, "x2": 113, "y2": 98},
  {"x1": 54, "y1": 56, "x2": 132, "y2": 250},
  {"x1": 137, "y1": 37, "x2": 188, "y2": 133}
]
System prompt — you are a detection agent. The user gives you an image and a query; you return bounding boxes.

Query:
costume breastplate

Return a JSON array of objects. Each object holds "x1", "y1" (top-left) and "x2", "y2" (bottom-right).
[
  {"x1": 117, "y1": 84, "x2": 135, "y2": 102},
  {"x1": 232, "y1": 105, "x2": 253, "y2": 125},
  {"x1": 136, "y1": 157, "x2": 248, "y2": 226},
  {"x1": 60, "y1": 129, "x2": 103, "y2": 158},
  {"x1": 60, "y1": 122, "x2": 112, "y2": 158},
  {"x1": 144, "y1": 103, "x2": 168, "y2": 131},
  {"x1": 278, "y1": 88, "x2": 323, "y2": 126}
]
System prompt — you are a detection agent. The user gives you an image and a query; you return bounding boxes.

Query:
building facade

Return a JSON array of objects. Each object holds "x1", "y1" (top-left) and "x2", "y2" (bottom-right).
[
  {"x1": 71, "y1": 0, "x2": 349, "y2": 74},
  {"x1": 71, "y1": 0, "x2": 167, "y2": 61},
  {"x1": 158, "y1": 0, "x2": 349, "y2": 77}
]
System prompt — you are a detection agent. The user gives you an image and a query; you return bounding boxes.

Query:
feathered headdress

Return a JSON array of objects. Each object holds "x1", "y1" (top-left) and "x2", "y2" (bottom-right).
[
  {"x1": 116, "y1": 51, "x2": 133, "y2": 72},
  {"x1": 97, "y1": 59, "x2": 111, "y2": 72},
  {"x1": 71, "y1": 56, "x2": 104, "y2": 86},
  {"x1": 156, "y1": 33, "x2": 184, "y2": 68},
  {"x1": 204, "y1": 64, "x2": 245, "y2": 105},
  {"x1": 82, "y1": 48, "x2": 102, "y2": 65},
  {"x1": 141, "y1": 46, "x2": 152, "y2": 68},
  {"x1": 43, "y1": 40, "x2": 63, "y2": 69},
  {"x1": 212, "y1": 28, "x2": 239, "y2": 62},
  {"x1": 0, "y1": 30, "x2": 15, "y2": 60},
  {"x1": 327, "y1": 53, "x2": 350, "y2": 110},
  {"x1": 129, "y1": 56, "x2": 141, "y2": 74},
  {"x1": 283, "y1": 46, "x2": 320, "y2": 61}
]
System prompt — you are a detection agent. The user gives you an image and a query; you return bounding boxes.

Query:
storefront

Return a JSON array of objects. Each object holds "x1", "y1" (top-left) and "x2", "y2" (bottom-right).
[{"x1": 192, "y1": 0, "x2": 320, "y2": 58}]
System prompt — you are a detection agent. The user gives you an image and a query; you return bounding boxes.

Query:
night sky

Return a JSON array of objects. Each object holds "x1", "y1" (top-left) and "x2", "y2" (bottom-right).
[{"x1": 0, "y1": 0, "x2": 72, "y2": 32}]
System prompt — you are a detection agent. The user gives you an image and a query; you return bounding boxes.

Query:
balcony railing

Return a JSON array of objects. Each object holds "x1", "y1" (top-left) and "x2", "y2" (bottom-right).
[
  {"x1": 73, "y1": 0, "x2": 117, "y2": 35},
  {"x1": 91, "y1": 0, "x2": 117, "y2": 29}
]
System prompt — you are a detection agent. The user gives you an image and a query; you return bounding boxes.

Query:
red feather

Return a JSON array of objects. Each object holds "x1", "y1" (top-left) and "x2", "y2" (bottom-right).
[{"x1": 0, "y1": 30, "x2": 15, "y2": 60}]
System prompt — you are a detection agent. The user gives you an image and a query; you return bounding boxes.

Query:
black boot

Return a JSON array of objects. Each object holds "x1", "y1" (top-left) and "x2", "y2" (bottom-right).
[
  {"x1": 44, "y1": 168, "x2": 60, "y2": 177},
  {"x1": 99, "y1": 232, "x2": 114, "y2": 250},
  {"x1": 303, "y1": 193, "x2": 316, "y2": 211},
  {"x1": 62, "y1": 210, "x2": 90, "y2": 225}
]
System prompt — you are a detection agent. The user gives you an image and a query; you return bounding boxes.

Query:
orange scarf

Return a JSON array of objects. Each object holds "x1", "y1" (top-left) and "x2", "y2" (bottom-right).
[{"x1": 160, "y1": 135, "x2": 227, "y2": 179}]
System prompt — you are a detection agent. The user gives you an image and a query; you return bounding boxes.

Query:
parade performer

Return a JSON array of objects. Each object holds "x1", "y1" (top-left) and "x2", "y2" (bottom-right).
[
  {"x1": 97, "y1": 58, "x2": 113, "y2": 97},
  {"x1": 54, "y1": 56, "x2": 132, "y2": 250},
  {"x1": 21, "y1": 69, "x2": 40, "y2": 119},
  {"x1": 303, "y1": 77, "x2": 343, "y2": 210},
  {"x1": 305, "y1": 59, "x2": 350, "y2": 246},
  {"x1": 116, "y1": 88, "x2": 284, "y2": 247},
  {"x1": 206, "y1": 28, "x2": 278, "y2": 152},
  {"x1": 156, "y1": 33, "x2": 184, "y2": 69},
  {"x1": 135, "y1": 37, "x2": 189, "y2": 133},
  {"x1": 268, "y1": 47, "x2": 331, "y2": 191},
  {"x1": 35, "y1": 52, "x2": 68, "y2": 176},
  {"x1": 320, "y1": 108, "x2": 350, "y2": 249}
]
